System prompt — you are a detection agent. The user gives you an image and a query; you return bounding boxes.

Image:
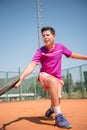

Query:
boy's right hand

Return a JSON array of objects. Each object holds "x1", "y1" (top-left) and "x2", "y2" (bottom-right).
[{"x1": 15, "y1": 79, "x2": 22, "y2": 88}]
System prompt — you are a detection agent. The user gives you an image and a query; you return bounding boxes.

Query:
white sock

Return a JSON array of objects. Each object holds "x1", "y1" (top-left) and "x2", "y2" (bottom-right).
[{"x1": 53, "y1": 105, "x2": 62, "y2": 116}]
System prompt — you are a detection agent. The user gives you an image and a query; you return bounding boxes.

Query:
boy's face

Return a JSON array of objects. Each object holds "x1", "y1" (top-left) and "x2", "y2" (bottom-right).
[{"x1": 42, "y1": 30, "x2": 55, "y2": 47}]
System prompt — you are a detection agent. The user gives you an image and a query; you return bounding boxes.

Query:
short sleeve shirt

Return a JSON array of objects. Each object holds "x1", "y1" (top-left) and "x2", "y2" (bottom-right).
[{"x1": 32, "y1": 43, "x2": 72, "y2": 79}]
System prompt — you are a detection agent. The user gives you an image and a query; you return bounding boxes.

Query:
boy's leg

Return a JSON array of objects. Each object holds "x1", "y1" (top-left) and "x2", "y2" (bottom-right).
[
  {"x1": 44, "y1": 75, "x2": 72, "y2": 128},
  {"x1": 39, "y1": 72, "x2": 72, "y2": 128},
  {"x1": 44, "y1": 76, "x2": 61, "y2": 109},
  {"x1": 45, "y1": 76, "x2": 63, "y2": 117},
  {"x1": 39, "y1": 72, "x2": 63, "y2": 116}
]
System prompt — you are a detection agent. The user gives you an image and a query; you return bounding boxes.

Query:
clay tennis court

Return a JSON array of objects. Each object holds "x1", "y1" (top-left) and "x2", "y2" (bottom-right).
[{"x1": 0, "y1": 99, "x2": 87, "y2": 130}]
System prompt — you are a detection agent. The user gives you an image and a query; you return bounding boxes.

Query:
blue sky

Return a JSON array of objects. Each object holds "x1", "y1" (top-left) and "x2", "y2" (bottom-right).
[{"x1": 0, "y1": 0, "x2": 87, "y2": 72}]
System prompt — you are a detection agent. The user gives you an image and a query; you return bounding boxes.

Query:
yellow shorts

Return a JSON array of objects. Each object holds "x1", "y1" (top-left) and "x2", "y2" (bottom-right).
[{"x1": 38, "y1": 72, "x2": 64, "y2": 98}]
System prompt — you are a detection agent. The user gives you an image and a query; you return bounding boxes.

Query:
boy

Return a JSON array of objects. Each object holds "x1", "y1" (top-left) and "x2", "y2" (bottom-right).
[{"x1": 15, "y1": 26, "x2": 87, "y2": 128}]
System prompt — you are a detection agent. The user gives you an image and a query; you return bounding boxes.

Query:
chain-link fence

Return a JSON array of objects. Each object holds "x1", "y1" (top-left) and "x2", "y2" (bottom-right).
[
  {"x1": 0, "y1": 64, "x2": 87, "y2": 102},
  {"x1": 62, "y1": 64, "x2": 87, "y2": 99}
]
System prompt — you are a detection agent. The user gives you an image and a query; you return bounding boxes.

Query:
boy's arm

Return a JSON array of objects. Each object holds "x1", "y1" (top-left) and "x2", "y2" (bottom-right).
[
  {"x1": 15, "y1": 61, "x2": 37, "y2": 88},
  {"x1": 70, "y1": 52, "x2": 87, "y2": 60}
]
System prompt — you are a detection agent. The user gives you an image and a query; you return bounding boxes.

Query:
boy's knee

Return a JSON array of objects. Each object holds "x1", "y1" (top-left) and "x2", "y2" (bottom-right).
[{"x1": 45, "y1": 76, "x2": 57, "y2": 85}]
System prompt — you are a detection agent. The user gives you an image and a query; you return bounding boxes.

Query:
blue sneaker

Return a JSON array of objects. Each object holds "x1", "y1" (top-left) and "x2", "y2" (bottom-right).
[
  {"x1": 45, "y1": 108, "x2": 54, "y2": 117},
  {"x1": 55, "y1": 113, "x2": 72, "y2": 129}
]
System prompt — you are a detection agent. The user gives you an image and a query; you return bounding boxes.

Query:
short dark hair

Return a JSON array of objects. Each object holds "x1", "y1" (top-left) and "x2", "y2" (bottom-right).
[{"x1": 41, "y1": 26, "x2": 55, "y2": 35}]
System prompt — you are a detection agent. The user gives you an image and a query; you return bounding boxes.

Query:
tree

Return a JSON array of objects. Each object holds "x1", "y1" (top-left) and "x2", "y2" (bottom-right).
[{"x1": 63, "y1": 72, "x2": 73, "y2": 94}]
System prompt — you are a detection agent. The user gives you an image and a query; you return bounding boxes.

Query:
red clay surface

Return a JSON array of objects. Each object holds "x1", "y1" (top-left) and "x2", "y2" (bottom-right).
[{"x1": 0, "y1": 99, "x2": 87, "y2": 130}]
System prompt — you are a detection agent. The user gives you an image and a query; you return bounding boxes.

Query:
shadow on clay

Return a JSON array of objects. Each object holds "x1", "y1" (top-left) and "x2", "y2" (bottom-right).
[{"x1": 0, "y1": 116, "x2": 55, "y2": 130}]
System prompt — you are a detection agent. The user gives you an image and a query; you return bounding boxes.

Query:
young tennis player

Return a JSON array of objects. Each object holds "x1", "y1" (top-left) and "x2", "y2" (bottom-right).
[{"x1": 15, "y1": 26, "x2": 87, "y2": 128}]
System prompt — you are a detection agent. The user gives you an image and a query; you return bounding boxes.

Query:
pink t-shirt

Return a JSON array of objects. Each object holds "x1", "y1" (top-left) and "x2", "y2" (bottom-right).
[{"x1": 32, "y1": 43, "x2": 72, "y2": 79}]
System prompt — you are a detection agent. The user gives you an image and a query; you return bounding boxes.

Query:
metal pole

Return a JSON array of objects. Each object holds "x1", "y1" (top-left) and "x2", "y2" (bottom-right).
[
  {"x1": 5, "y1": 72, "x2": 8, "y2": 101},
  {"x1": 79, "y1": 66, "x2": 84, "y2": 98},
  {"x1": 36, "y1": 0, "x2": 41, "y2": 48}
]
